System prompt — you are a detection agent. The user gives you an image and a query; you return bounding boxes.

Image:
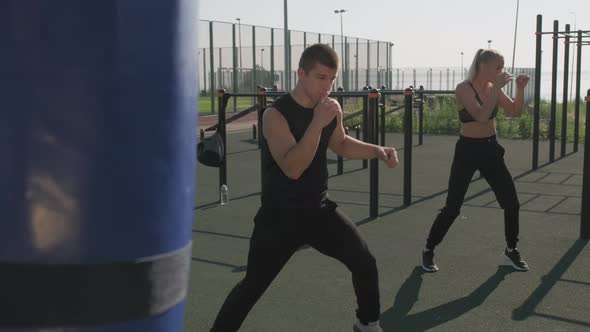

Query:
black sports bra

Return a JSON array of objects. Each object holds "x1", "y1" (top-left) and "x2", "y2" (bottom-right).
[{"x1": 458, "y1": 82, "x2": 498, "y2": 123}]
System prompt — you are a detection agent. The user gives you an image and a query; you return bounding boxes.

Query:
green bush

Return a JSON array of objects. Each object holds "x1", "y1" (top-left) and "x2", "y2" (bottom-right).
[
  {"x1": 342, "y1": 95, "x2": 586, "y2": 142},
  {"x1": 378, "y1": 96, "x2": 585, "y2": 142}
]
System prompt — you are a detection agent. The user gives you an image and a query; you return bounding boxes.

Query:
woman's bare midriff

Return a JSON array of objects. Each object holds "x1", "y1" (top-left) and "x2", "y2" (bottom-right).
[{"x1": 460, "y1": 120, "x2": 497, "y2": 138}]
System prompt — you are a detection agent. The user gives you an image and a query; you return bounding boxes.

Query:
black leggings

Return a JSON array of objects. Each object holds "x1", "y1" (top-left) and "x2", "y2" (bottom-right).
[
  {"x1": 426, "y1": 135, "x2": 520, "y2": 250},
  {"x1": 210, "y1": 202, "x2": 380, "y2": 331}
]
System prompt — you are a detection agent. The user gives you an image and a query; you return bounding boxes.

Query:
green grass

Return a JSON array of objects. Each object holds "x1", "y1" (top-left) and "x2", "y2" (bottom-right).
[{"x1": 198, "y1": 95, "x2": 257, "y2": 114}]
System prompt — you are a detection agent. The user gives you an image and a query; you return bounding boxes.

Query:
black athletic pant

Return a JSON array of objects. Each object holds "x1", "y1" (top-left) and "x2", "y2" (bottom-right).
[
  {"x1": 210, "y1": 201, "x2": 380, "y2": 331},
  {"x1": 426, "y1": 135, "x2": 520, "y2": 250}
]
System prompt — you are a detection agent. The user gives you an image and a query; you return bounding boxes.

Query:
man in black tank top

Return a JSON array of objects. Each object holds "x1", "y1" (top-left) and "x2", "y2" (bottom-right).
[{"x1": 210, "y1": 44, "x2": 399, "y2": 332}]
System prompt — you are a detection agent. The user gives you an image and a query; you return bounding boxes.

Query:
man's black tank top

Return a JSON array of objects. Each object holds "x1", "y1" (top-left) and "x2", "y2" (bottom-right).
[{"x1": 260, "y1": 93, "x2": 337, "y2": 209}]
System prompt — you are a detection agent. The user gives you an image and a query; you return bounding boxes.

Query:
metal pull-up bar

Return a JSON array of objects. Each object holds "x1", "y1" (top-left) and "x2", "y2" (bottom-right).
[{"x1": 532, "y1": 14, "x2": 590, "y2": 169}]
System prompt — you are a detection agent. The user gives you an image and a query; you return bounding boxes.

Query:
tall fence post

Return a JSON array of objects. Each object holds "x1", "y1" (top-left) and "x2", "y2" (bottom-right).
[
  {"x1": 403, "y1": 87, "x2": 414, "y2": 207},
  {"x1": 561, "y1": 24, "x2": 570, "y2": 158},
  {"x1": 209, "y1": 21, "x2": 215, "y2": 114},
  {"x1": 574, "y1": 30, "x2": 583, "y2": 153},
  {"x1": 232, "y1": 24, "x2": 238, "y2": 112},
  {"x1": 418, "y1": 85, "x2": 425, "y2": 146},
  {"x1": 549, "y1": 19, "x2": 559, "y2": 163},
  {"x1": 533, "y1": 14, "x2": 542, "y2": 170},
  {"x1": 362, "y1": 94, "x2": 369, "y2": 169},
  {"x1": 581, "y1": 90, "x2": 590, "y2": 239},
  {"x1": 368, "y1": 89, "x2": 381, "y2": 219},
  {"x1": 217, "y1": 89, "x2": 230, "y2": 198},
  {"x1": 336, "y1": 87, "x2": 345, "y2": 175},
  {"x1": 380, "y1": 86, "x2": 386, "y2": 147}
]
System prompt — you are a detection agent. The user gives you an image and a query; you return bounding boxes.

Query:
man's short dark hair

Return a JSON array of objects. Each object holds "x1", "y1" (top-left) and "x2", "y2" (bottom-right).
[{"x1": 298, "y1": 43, "x2": 339, "y2": 73}]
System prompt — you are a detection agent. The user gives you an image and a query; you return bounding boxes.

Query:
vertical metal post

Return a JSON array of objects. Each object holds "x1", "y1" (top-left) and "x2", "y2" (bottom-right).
[
  {"x1": 232, "y1": 24, "x2": 238, "y2": 112},
  {"x1": 289, "y1": 30, "x2": 293, "y2": 89},
  {"x1": 257, "y1": 87, "x2": 267, "y2": 188},
  {"x1": 252, "y1": 26, "x2": 257, "y2": 94},
  {"x1": 332, "y1": 35, "x2": 336, "y2": 92},
  {"x1": 284, "y1": 0, "x2": 289, "y2": 90},
  {"x1": 218, "y1": 48, "x2": 222, "y2": 88},
  {"x1": 362, "y1": 95, "x2": 368, "y2": 169},
  {"x1": 387, "y1": 43, "x2": 391, "y2": 90},
  {"x1": 271, "y1": 28, "x2": 275, "y2": 89},
  {"x1": 366, "y1": 40, "x2": 371, "y2": 87},
  {"x1": 217, "y1": 89, "x2": 230, "y2": 195},
  {"x1": 376, "y1": 41, "x2": 380, "y2": 88},
  {"x1": 581, "y1": 90, "x2": 590, "y2": 239},
  {"x1": 380, "y1": 90, "x2": 386, "y2": 146},
  {"x1": 418, "y1": 85, "x2": 425, "y2": 145},
  {"x1": 209, "y1": 21, "x2": 215, "y2": 114},
  {"x1": 368, "y1": 89, "x2": 381, "y2": 219},
  {"x1": 345, "y1": 37, "x2": 349, "y2": 91},
  {"x1": 202, "y1": 47, "x2": 207, "y2": 97},
  {"x1": 574, "y1": 30, "x2": 582, "y2": 153},
  {"x1": 561, "y1": 24, "x2": 570, "y2": 158},
  {"x1": 533, "y1": 14, "x2": 542, "y2": 170},
  {"x1": 549, "y1": 20, "x2": 559, "y2": 162},
  {"x1": 340, "y1": 17, "x2": 346, "y2": 90},
  {"x1": 355, "y1": 39, "x2": 359, "y2": 90},
  {"x1": 403, "y1": 87, "x2": 414, "y2": 207},
  {"x1": 510, "y1": 0, "x2": 520, "y2": 96},
  {"x1": 336, "y1": 88, "x2": 344, "y2": 175}
]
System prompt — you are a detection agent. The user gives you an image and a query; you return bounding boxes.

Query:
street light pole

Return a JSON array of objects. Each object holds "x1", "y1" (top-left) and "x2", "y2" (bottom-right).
[
  {"x1": 261, "y1": 48, "x2": 265, "y2": 86},
  {"x1": 334, "y1": 9, "x2": 347, "y2": 89},
  {"x1": 511, "y1": 0, "x2": 519, "y2": 74},
  {"x1": 510, "y1": 0, "x2": 519, "y2": 96},
  {"x1": 487, "y1": 39, "x2": 492, "y2": 49},
  {"x1": 236, "y1": 18, "x2": 243, "y2": 85},
  {"x1": 569, "y1": 11, "x2": 576, "y2": 100},
  {"x1": 284, "y1": 0, "x2": 289, "y2": 90}
]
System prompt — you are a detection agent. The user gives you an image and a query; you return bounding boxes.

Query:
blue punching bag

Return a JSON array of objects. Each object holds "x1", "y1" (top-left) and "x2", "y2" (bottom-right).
[{"x1": 0, "y1": 1, "x2": 198, "y2": 331}]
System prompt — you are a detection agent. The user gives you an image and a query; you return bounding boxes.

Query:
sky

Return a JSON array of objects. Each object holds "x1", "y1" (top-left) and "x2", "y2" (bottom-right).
[{"x1": 199, "y1": 0, "x2": 590, "y2": 71}]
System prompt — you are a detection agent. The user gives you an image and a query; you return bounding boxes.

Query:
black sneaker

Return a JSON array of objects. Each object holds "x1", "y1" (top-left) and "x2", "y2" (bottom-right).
[
  {"x1": 504, "y1": 248, "x2": 529, "y2": 271},
  {"x1": 422, "y1": 249, "x2": 439, "y2": 272}
]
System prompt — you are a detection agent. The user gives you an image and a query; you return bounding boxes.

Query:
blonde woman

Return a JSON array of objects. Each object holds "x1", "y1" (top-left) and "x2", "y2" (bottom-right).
[{"x1": 422, "y1": 49, "x2": 531, "y2": 273}]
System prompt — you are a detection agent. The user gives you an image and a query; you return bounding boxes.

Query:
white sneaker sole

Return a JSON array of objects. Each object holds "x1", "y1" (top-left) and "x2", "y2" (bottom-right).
[
  {"x1": 422, "y1": 264, "x2": 439, "y2": 272},
  {"x1": 353, "y1": 324, "x2": 383, "y2": 332}
]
